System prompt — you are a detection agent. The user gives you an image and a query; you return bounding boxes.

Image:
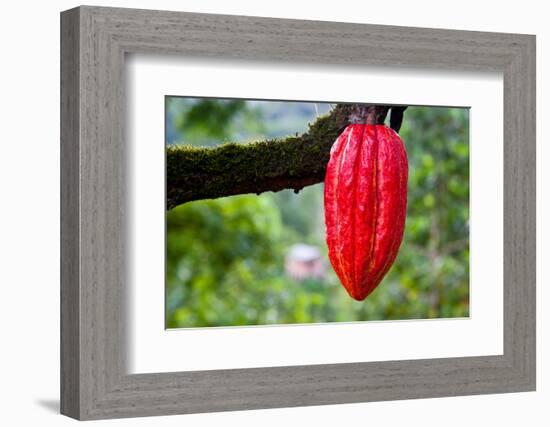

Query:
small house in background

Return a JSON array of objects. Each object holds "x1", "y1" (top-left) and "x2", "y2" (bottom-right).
[{"x1": 285, "y1": 243, "x2": 326, "y2": 281}]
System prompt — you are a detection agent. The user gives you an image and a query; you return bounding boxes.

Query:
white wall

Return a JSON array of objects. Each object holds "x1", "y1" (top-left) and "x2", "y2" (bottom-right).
[{"x1": 0, "y1": 0, "x2": 547, "y2": 425}]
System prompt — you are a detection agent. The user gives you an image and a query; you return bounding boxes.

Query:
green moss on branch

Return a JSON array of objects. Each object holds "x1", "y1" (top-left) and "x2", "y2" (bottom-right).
[{"x1": 166, "y1": 104, "x2": 397, "y2": 210}]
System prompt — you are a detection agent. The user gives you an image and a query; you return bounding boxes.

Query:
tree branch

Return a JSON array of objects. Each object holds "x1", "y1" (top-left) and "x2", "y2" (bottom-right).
[{"x1": 167, "y1": 104, "x2": 402, "y2": 210}]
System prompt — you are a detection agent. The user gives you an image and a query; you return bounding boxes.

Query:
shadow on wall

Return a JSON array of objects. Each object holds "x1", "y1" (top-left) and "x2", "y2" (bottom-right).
[{"x1": 35, "y1": 399, "x2": 59, "y2": 414}]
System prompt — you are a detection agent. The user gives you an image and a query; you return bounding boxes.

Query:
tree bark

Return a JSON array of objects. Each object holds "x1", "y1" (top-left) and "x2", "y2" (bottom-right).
[{"x1": 167, "y1": 104, "x2": 401, "y2": 210}]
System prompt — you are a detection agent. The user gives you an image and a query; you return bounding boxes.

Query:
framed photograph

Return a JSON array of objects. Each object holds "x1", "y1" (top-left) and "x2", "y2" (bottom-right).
[{"x1": 60, "y1": 5, "x2": 536, "y2": 420}]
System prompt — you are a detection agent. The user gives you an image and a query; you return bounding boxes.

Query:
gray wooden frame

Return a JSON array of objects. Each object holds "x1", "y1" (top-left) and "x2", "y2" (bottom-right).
[{"x1": 60, "y1": 5, "x2": 536, "y2": 421}]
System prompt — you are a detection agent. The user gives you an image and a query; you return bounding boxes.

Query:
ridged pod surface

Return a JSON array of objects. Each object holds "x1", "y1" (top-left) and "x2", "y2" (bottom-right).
[{"x1": 324, "y1": 124, "x2": 408, "y2": 301}]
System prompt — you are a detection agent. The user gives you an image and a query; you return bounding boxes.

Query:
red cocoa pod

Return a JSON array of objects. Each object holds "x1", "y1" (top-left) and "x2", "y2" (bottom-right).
[{"x1": 324, "y1": 124, "x2": 408, "y2": 301}]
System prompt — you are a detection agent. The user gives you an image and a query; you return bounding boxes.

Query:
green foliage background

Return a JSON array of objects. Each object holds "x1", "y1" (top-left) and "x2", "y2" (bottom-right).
[{"x1": 166, "y1": 98, "x2": 469, "y2": 328}]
